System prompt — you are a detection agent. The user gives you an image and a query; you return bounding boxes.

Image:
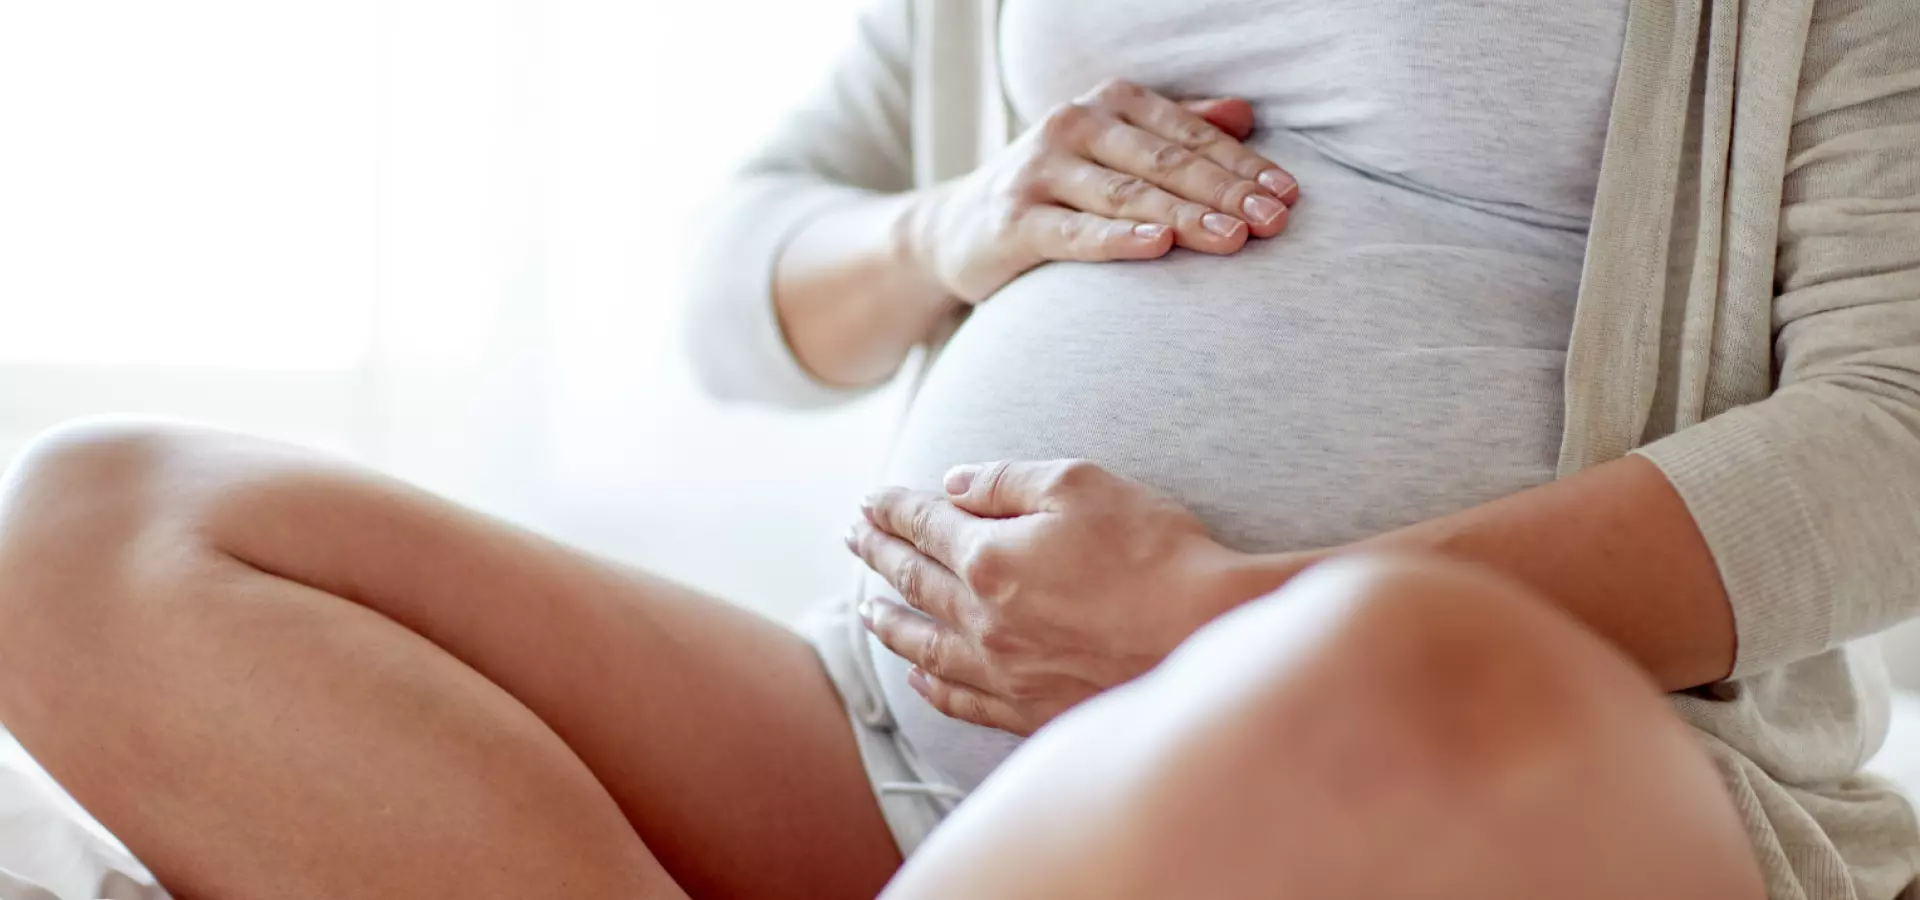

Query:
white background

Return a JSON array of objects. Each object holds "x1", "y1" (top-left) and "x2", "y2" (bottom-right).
[
  {"x1": 3, "y1": 0, "x2": 1919, "y2": 677},
  {"x1": 0, "y1": 0, "x2": 904, "y2": 621}
]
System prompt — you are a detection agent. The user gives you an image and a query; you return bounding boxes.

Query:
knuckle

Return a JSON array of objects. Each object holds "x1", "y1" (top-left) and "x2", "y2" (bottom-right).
[
  {"x1": 1146, "y1": 143, "x2": 1196, "y2": 178},
  {"x1": 919, "y1": 635, "x2": 949, "y2": 678},
  {"x1": 1008, "y1": 153, "x2": 1050, "y2": 194},
  {"x1": 1055, "y1": 214, "x2": 1087, "y2": 246},
  {"x1": 948, "y1": 687, "x2": 984, "y2": 722},
  {"x1": 1047, "y1": 458, "x2": 1105, "y2": 495},
  {"x1": 906, "y1": 501, "x2": 936, "y2": 544},
  {"x1": 1230, "y1": 155, "x2": 1272, "y2": 179},
  {"x1": 1001, "y1": 674, "x2": 1042, "y2": 705},
  {"x1": 892, "y1": 557, "x2": 924, "y2": 603},
  {"x1": 1092, "y1": 77, "x2": 1145, "y2": 106},
  {"x1": 960, "y1": 544, "x2": 1010, "y2": 596},
  {"x1": 1172, "y1": 202, "x2": 1212, "y2": 226},
  {"x1": 1171, "y1": 120, "x2": 1225, "y2": 151},
  {"x1": 976, "y1": 618, "x2": 1020, "y2": 657},
  {"x1": 1099, "y1": 174, "x2": 1152, "y2": 210},
  {"x1": 1039, "y1": 102, "x2": 1093, "y2": 145},
  {"x1": 1213, "y1": 178, "x2": 1253, "y2": 211},
  {"x1": 975, "y1": 460, "x2": 1014, "y2": 508}
]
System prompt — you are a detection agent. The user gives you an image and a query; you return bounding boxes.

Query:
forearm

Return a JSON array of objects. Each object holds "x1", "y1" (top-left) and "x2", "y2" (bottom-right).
[
  {"x1": 772, "y1": 191, "x2": 958, "y2": 388},
  {"x1": 1216, "y1": 455, "x2": 1734, "y2": 692}
]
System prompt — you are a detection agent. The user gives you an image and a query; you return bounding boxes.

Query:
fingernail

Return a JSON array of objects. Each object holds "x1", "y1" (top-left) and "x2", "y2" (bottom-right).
[
  {"x1": 843, "y1": 524, "x2": 857, "y2": 549},
  {"x1": 1202, "y1": 212, "x2": 1243, "y2": 238},
  {"x1": 907, "y1": 667, "x2": 930, "y2": 693},
  {"x1": 945, "y1": 464, "x2": 982, "y2": 495},
  {"x1": 857, "y1": 598, "x2": 875, "y2": 624},
  {"x1": 1258, "y1": 169, "x2": 1299, "y2": 203},
  {"x1": 1242, "y1": 193, "x2": 1283, "y2": 225},
  {"x1": 1132, "y1": 222, "x2": 1167, "y2": 241}
]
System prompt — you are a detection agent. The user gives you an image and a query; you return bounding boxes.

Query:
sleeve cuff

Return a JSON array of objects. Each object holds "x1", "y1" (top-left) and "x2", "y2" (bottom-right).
[
  {"x1": 683, "y1": 176, "x2": 886, "y2": 408},
  {"x1": 1632, "y1": 409, "x2": 1840, "y2": 679}
]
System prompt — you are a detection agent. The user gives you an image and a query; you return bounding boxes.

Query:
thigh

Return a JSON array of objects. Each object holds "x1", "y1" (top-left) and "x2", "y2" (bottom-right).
[
  {"x1": 885, "y1": 556, "x2": 1765, "y2": 899},
  {"x1": 19, "y1": 425, "x2": 901, "y2": 899}
]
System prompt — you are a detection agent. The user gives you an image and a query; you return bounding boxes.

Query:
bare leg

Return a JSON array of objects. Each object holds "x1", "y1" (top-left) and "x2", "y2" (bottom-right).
[
  {"x1": 885, "y1": 556, "x2": 1766, "y2": 899},
  {"x1": 0, "y1": 421, "x2": 899, "y2": 900}
]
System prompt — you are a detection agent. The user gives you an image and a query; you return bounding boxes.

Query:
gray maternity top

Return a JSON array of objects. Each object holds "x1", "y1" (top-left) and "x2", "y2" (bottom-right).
[{"x1": 868, "y1": 0, "x2": 1631, "y2": 790}]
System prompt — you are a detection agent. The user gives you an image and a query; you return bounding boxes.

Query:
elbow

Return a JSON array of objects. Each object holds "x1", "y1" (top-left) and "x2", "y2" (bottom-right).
[
  {"x1": 678, "y1": 295, "x2": 760, "y2": 405},
  {"x1": 678, "y1": 281, "x2": 855, "y2": 409},
  {"x1": 1783, "y1": 363, "x2": 1920, "y2": 450},
  {"x1": 677, "y1": 174, "x2": 880, "y2": 408},
  {"x1": 677, "y1": 198, "x2": 784, "y2": 405}
]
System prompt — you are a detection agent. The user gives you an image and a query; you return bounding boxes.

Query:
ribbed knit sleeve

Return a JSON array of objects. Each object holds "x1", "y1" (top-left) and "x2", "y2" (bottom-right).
[
  {"x1": 682, "y1": 0, "x2": 915, "y2": 407},
  {"x1": 1635, "y1": 0, "x2": 1920, "y2": 678}
]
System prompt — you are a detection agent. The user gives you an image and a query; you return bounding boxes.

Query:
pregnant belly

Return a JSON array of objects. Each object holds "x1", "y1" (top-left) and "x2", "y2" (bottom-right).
[{"x1": 868, "y1": 183, "x2": 1583, "y2": 790}]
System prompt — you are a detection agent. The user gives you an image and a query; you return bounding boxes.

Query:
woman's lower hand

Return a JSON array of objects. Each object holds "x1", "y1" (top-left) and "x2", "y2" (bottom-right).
[
  {"x1": 846, "y1": 459, "x2": 1263, "y2": 735},
  {"x1": 905, "y1": 79, "x2": 1300, "y2": 304}
]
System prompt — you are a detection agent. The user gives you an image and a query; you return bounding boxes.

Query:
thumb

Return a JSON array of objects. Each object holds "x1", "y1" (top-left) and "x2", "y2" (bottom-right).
[
  {"x1": 1181, "y1": 97, "x2": 1255, "y2": 140},
  {"x1": 943, "y1": 460, "x2": 1087, "y2": 518}
]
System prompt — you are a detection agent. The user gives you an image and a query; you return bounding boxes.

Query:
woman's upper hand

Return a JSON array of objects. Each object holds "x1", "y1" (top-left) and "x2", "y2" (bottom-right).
[
  {"x1": 846, "y1": 459, "x2": 1258, "y2": 735},
  {"x1": 905, "y1": 79, "x2": 1301, "y2": 304}
]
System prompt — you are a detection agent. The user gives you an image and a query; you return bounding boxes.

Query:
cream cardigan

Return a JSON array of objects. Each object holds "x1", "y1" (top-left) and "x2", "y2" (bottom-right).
[{"x1": 684, "y1": 1, "x2": 1920, "y2": 895}]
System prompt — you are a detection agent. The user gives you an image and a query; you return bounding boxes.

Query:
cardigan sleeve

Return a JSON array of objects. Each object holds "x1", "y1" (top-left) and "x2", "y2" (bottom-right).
[
  {"x1": 681, "y1": 0, "x2": 916, "y2": 407},
  {"x1": 1635, "y1": 1, "x2": 1920, "y2": 678}
]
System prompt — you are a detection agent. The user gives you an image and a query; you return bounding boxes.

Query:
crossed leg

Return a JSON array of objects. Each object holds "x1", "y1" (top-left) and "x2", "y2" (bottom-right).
[
  {"x1": 884, "y1": 557, "x2": 1767, "y2": 899},
  {"x1": 0, "y1": 421, "x2": 901, "y2": 899},
  {"x1": 0, "y1": 422, "x2": 1767, "y2": 899}
]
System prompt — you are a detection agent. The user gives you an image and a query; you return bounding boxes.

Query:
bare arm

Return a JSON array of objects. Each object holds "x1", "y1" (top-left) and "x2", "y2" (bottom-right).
[
  {"x1": 770, "y1": 193, "x2": 955, "y2": 389},
  {"x1": 1215, "y1": 456, "x2": 1734, "y2": 692},
  {"x1": 1216, "y1": 1, "x2": 1920, "y2": 695}
]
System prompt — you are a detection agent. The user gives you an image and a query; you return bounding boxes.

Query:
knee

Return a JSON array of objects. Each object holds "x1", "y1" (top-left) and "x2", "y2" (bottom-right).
[
  {"x1": 3, "y1": 417, "x2": 185, "y2": 521},
  {"x1": 0, "y1": 418, "x2": 205, "y2": 593},
  {"x1": 1143, "y1": 554, "x2": 1671, "y2": 788}
]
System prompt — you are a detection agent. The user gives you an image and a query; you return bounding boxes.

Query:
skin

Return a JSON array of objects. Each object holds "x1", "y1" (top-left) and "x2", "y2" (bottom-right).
[
  {"x1": 854, "y1": 454, "x2": 1733, "y2": 735},
  {"x1": 879, "y1": 557, "x2": 1765, "y2": 900},
  {"x1": 774, "y1": 80, "x2": 1297, "y2": 388},
  {"x1": 0, "y1": 422, "x2": 902, "y2": 900},
  {"x1": 0, "y1": 77, "x2": 1763, "y2": 896}
]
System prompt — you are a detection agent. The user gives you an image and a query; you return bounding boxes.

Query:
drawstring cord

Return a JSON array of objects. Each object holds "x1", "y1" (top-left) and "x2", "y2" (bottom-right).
[{"x1": 879, "y1": 780, "x2": 970, "y2": 808}]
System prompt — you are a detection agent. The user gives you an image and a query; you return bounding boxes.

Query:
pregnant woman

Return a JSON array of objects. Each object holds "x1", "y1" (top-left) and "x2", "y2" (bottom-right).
[{"x1": 0, "y1": 0, "x2": 1916, "y2": 897}]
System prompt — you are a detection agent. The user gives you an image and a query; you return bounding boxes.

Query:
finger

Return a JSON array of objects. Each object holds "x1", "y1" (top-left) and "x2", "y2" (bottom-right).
[
  {"x1": 861, "y1": 599, "x2": 994, "y2": 689},
  {"x1": 1161, "y1": 102, "x2": 1299, "y2": 208},
  {"x1": 1137, "y1": 94, "x2": 1298, "y2": 208},
  {"x1": 861, "y1": 486, "x2": 982, "y2": 571},
  {"x1": 1016, "y1": 206, "x2": 1174, "y2": 263},
  {"x1": 909, "y1": 666, "x2": 1028, "y2": 733},
  {"x1": 846, "y1": 520, "x2": 968, "y2": 626},
  {"x1": 1043, "y1": 158, "x2": 1226, "y2": 252},
  {"x1": 1082, "y1": 121, "x2": 1281, "y2": 247},
  {"x1": 1180, "y1": 97, "x2": 1255, "y2": 141},
  {"x1": 1093, "y1": 87, "x2": 1295, "y2": 238},
  {"x1": 940, "y1": 459, "x2": 1109, "y2": 518},
  {"x1": 1081, "y1": 82, "x2": 1297, "y2": 209}
]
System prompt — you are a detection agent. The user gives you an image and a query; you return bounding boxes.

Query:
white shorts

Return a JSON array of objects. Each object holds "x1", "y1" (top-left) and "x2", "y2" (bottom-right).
[{"x1": 799, "y1": 597, "x2": 965, "y2": 856}]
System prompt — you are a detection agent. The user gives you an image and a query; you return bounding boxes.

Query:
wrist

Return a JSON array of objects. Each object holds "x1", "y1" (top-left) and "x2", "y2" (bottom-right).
[
  {"x1": 1196, "y1": 544, "x2": 1333, "y2": 620},
  {"x1": 891, "y1": 187, "x2": 964, "y2": 321}
]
